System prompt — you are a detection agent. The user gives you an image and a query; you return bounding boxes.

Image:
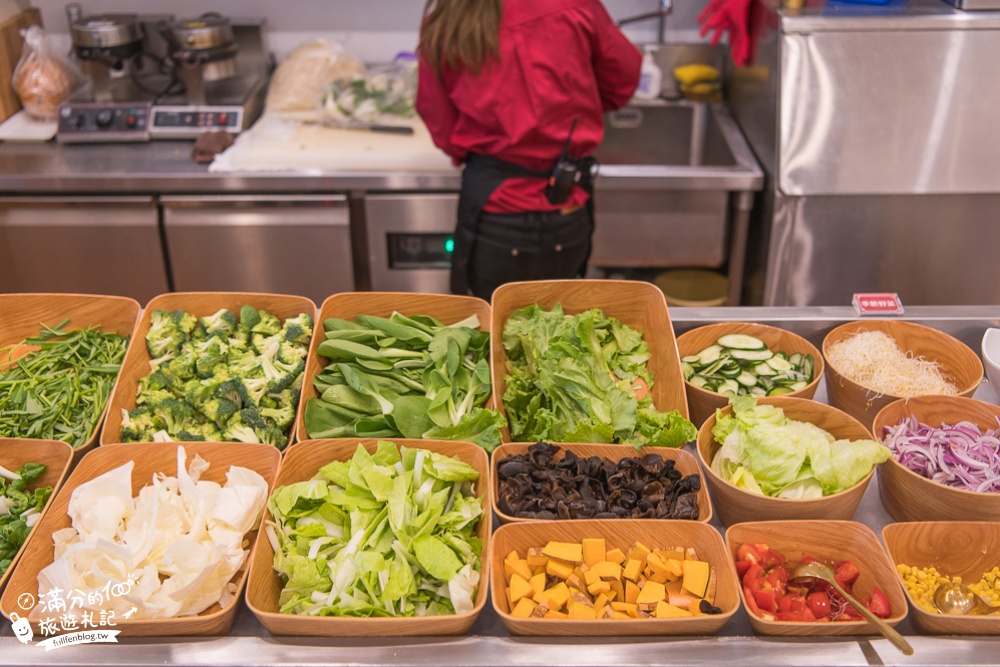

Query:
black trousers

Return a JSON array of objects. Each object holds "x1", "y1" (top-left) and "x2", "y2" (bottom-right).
[{"x1": 466, "y1": 206, "x2": 593, "y2": 301}]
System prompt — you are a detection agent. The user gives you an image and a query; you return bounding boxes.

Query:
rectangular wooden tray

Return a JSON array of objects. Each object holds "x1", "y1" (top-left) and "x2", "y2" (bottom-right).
[{"x1": 102, "y1": 292, "x2": 317, "y2": 448}]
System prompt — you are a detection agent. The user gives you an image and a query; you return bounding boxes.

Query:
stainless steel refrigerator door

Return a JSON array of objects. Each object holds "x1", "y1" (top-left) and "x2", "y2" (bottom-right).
[
  {"x1": 161, "y1": 195, "x2": 353, "y2": 304},
  {"x1": 0, "y1": 196, "x2": 169, "y2": 303}
]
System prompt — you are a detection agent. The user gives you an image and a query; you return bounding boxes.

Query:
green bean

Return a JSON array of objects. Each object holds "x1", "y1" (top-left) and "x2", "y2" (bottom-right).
[{"x1": 0, "y1": 321, "x2": 129, "y2": 447}]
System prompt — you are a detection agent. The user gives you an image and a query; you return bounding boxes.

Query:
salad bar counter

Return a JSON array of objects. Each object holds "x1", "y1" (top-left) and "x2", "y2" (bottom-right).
[{"x1": 0, "y1": 302, "x2": 999, "y2": 667}]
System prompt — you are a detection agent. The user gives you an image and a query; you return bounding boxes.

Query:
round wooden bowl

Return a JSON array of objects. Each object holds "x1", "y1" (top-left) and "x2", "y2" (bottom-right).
[
  {"x1": 727, "y1": 521, "x2": 908, "y2": 636},
  {"x1": 883, "y1": 521, "x2": 1000, "y2": 635},
  {"x1": 676, "y1": 322, "x2": 824, "y2": 429},
  {"x1": 872, "y1": 395, "x2": 1000, "y2": 522},
  {"x1": 696, "y1": 397, "x2": 876, "y2": 526},
  {"x1": 822, "y1": 320, "x2": 983, "y2": 431}
]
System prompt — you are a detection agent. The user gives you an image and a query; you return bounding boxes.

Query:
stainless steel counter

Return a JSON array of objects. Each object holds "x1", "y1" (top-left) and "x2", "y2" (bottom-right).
[{"x1": 0, "y1": 306, "x2": 998, "y2": 667}]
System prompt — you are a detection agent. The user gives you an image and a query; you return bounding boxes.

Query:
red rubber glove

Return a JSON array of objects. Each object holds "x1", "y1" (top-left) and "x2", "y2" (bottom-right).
[{"x1": 698, "y1": 0, "x2": 754, "y2": 66}]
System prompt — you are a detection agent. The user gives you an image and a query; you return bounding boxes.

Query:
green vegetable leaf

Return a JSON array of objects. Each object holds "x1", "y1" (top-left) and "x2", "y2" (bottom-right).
[{"x1": 412, "y1": 534, "x2": 462, "y2": 581}]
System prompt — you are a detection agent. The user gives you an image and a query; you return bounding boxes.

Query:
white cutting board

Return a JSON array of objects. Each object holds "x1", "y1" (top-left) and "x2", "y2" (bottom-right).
[{"x1": 210, "y1": 113, "x2": 455, "y2": 173}]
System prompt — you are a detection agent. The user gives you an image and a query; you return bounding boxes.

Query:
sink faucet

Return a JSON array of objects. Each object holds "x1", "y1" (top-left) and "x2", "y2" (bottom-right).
[{"x1": 615, "y1": 0, "x2": 673, "y2": 44}]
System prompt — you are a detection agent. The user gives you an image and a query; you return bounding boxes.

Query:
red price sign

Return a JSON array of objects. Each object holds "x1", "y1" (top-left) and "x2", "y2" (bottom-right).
[{"x1": 852, "y1": 293, "x2": 904, "y2": 316}]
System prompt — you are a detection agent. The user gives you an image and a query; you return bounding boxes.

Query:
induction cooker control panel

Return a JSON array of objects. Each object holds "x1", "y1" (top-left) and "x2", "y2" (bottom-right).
[{"x1": 58, "y1": 103, "x2": 152, "y2": 142}]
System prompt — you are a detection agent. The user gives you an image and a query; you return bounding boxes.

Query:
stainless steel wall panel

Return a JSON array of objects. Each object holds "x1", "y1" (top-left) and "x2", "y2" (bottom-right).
[{"x1": 779, "y1": 29, "x2": 1000, "y2": 195}]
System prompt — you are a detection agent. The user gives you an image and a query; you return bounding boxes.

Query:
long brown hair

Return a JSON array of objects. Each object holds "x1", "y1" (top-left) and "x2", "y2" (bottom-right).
[{"x1": 419, "y1": 0, "x2": 502, "y2": 76}]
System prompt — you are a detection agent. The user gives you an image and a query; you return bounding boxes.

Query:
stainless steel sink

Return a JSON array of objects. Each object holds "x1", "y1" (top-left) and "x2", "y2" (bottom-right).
[
  {"x1": 593, "y1": 100, "x2": 762, "y2": 189},
  {"x1": 588, "y1": 100, "x2": 763, "y2": 305}
]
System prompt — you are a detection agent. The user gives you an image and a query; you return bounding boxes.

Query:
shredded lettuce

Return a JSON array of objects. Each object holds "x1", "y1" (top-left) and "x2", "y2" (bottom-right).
[
  {"x1": 267, "y1": 442, "x2": 483, "y2": 617},
  {"x1": 710, "y1": 395, "x2": 890, "y2": 497}
]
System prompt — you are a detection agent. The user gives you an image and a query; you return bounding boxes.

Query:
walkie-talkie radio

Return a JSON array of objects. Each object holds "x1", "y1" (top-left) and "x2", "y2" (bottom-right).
[{"x1": 545, "y1": 117, "x2": 581, "y2": 205}]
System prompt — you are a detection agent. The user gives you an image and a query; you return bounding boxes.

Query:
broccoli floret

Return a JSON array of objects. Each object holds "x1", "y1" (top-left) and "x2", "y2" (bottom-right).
[
  {"x1": 135, "y1": 387, "x2": 175, "y2": 408},
  {"x1": 144, "y1": 369, "x2": 175, "y2": 392},
  {"x1": 255, "y1": 424, "x2": 290, "y2": 450},
  {"x1": 277, "y1": 340, "x2": 308, "y2": 366},
  {"x1": 281, "y1": 313, "x2": 314, "y2": 345},
  {"x1": 251, "y1": 309, "x2": 282, "y2": 336},
  {"x1": 146, "y1": 309, "x2": 184, "y2": 359},
  {"x1": 162, "y1": 345, "x2": 199, "y2": 381},
  {"x1": 176, "y1": 430, "x2": 206, "y2": 442},
  {"x1": 151, "y1": 398, "x2": 196, "y2": 435},
  {"x1": 228, "y1": 346, "x2": 262, "y2": 378},
  {"x1": 216, "y1": 379, "x2": 245, "y2": 409},
  {"x1": 200, "y1": 308, "x2": 238, "y2": 339},
  {"x1": 274, "y1": 355, "x2": 306, "y2": 378},
  {"x1": 223, "y1": 410, "x2": 263, "y2": 444},
  {"x1": 239, "y1": 305, "x2": 261, "y2": 332},
  {"x1": 194, "y1": 337, "x2": 229, "y2": 378},
  {"x1": 265, "y1": 387, "x2": 297, "y2": 409},
  {"x1": 252, "y1": 333, "x2": 282, "y2": 360},
  {"x1": 173, "y1": 310, "x2": 199, "y2": 337},
  {"x1": 120, "y1": 406, "x2": 161, "y2": 442},
  {"x1": 259, "y1": 404, "x2": 295, "y2": 430},
  {"x1": 201, "y1": 397, "x2": 239, "y2": 428},
  {"x1": 228, "y1": 328, "x2": 251, "y2": 348},
  {"x1": 182, "y1": 422, "x2": 223, "y2": 442},
  {"x1": 241, "y1": 376, "x2": 269, "y2": 406}
]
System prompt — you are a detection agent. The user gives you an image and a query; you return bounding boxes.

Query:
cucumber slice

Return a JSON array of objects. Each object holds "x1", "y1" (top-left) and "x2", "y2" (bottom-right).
[
  {"x1": 749, "y1": 386, "x2": 767, "y2": 397},
  {"x1": 753, "y1": 362, "x2": 777, "y2": 376},
  {"x1": 730, "y1": 348, "x2": 773, "y2": 361},
  {"x1": 688, "y1": 375, "x2": 708, "y2": 389},
  {"x1": 697, "y1": 345, "x2": 723, "y2": 366},
  {"x1": 789, "y1": 381, "x2": 808, "y2": 391},
  {"x1": 700, "y1": 358, "x2": 728, "y2": 377},
  {"x1": 766, "y1": 355, "x2": 793, "y2": 371},
  {"x1": 681, "y1": 355, "x2": 701, "y2": 364},
  {"x1": 719, "y1": 379, "x2": 740, "y2": 395},
  {"x1": 789, "y1": 353, "x2": 804, "y2": 366},
  {"x1": 681, "y1": 361, "x2": 695, "y2": 379},
  {"x1": 717, "y1": 334, "x2": 766, "y2": 350},
  {"x1": 801, "y1": 356, "x2": 814, "y2": 382},
  {"x1": 736, "y1": 371, "x2": 757, "y2": 387},
  {"x1": 718, "y1": 360, "x2": 743, "y2": 378},
  {"x1": 766, "y1": 386, "x2": 794, "y2": 396}
]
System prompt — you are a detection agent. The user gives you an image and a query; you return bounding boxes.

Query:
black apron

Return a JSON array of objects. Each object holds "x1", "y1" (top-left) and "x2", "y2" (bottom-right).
[{"x1": 450, "y1": 153, "x2": 595, "y2": 296}]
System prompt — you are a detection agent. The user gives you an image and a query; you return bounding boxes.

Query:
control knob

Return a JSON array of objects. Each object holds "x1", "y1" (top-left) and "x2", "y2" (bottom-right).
[{"x1": 96, "y1": 109, "x2": 113, "y2": 127}]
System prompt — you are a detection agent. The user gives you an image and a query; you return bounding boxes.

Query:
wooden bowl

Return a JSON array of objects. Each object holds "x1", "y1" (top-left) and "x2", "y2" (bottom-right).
[
  {"x1": 696, "y1": 397, "x2": 875, "y2": 526},
  {"x1": 102, "y1": 292, "x2": 317, "y2": 448},
  {"x1": 0, "y1": 293, "x2": 140, "y2": 461},
  {"x1": 0, "y1": 441, "x2": 281, "y2": 636},
  {"x1": 491, "y1": 442, "x2": 712, "y2": 524},
  {"x1": 822, "y1": 320, "x2": 983, "y2": 431},
  {"x1": 296, "y1": 292, "x2": 491, "y2": 443},
  {"x1": 490, "y1": 280, "x2": 689, "y2": 443},
  {"x1": 872, "y1": 395, "x2": 1000, "y2": 522},
  {"x1": 882, "y1": 521, "x2": 1000, "y2": 635},
  {"x1": 0, "y1": 439, "x2": 74, "y2": 597},
  {"x1": 490, "y1": 518, "x2": 739, "y2": 636},
  {"x1": 676, "y1": 322, "x2": 825, "y2": 429},
  {"x1": 725, "y1": 520, "x2": 907, "y2": 636},
  {"x1": 245, "y1": 438, "x2": 492, "y2": 636}
]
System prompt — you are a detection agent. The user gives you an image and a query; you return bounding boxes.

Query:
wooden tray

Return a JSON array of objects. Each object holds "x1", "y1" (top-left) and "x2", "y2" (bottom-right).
[
  {"x1": 725, "y1": 520, "x2": 907, "y2": 636},
  {"x1": 102, "y1": 292, "x2": 317, "y2": 448},
  {"x1": 0, "y1": 293, "x2": 141, "y2": 460},
  {"x1": 296, "y1": 292, "x2": 491, "y2": 443},
  {"x1": 873, "y1": 395, "x2": 1000, "y2": 522},
  {"x1": 676, "y1": 322, "x2": 824, "y2": 429},
  {"x1": 0, "y1": 441, "x2": 281, "y2": 636},
  {"x1": 0, "y1": 439, "x2": 74, "y2": 597},
  {"x1": 696, "y1": 397, "x2": 875, "y2": 526},
  {"x1": 882, "y1": 521, "x2": 1000, "y2": 635},
  {"x1": 490, "y1": 519, "x2": 739, "y2": 636},
  {"x1": 491, "y1": 442, "x2": 712, "y2": 524},
  {"x1": 490, "y1": 280, "x2": 689, "y2": 443},
  {"x1": 245, "y1": 438, "x2": 492, "y2": 636},
  {"x1": 822, "y1": 319, "x2": 983, "y2": 430}
]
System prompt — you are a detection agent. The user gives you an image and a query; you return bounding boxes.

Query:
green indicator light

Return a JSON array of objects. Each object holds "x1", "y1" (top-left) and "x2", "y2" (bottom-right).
[{"x1": 444, "y1": 238, "x2": 455, "y2": 253}]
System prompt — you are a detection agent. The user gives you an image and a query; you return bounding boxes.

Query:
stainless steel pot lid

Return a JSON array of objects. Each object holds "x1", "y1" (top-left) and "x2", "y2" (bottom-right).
[
  {"x1": 169, "y1": 15, "x2": 235, "y2": 52},
  {"x1": 71, "y1": 14, "x2": 142, "y2": 49}
]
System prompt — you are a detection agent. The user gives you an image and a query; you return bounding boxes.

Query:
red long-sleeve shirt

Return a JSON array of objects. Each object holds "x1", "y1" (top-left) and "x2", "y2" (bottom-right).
[{"x1": 416, "y1": 0, "x2": 642, "y2": 213}]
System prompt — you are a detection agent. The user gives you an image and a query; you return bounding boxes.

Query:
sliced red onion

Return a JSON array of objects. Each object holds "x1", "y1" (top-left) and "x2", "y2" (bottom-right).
[{"x1": 882, "y1": 414, "x2": 1000, "y2": 493}]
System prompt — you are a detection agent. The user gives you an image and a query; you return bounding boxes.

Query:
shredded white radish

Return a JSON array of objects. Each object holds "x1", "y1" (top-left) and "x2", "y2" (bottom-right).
[{"x1": 827, "y1": 330, "x2": 959, "y2": 398}]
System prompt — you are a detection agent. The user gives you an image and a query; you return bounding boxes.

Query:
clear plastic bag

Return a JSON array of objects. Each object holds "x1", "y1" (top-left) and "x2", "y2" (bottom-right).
[
  {"x1": 320, "y1": 53, "x2": 417, "y2": 124},
  {"x1": 11, "y1": 25, "x2": 84, "y2": 121},
  {"x1": 265, "y1": 39, "x2": 366, "y2": 113}
]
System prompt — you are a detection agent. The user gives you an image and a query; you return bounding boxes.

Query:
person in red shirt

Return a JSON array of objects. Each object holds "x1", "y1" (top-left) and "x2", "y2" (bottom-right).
[{"x1": 417, "y1": 0, "x2": 641, "y2": 300}]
